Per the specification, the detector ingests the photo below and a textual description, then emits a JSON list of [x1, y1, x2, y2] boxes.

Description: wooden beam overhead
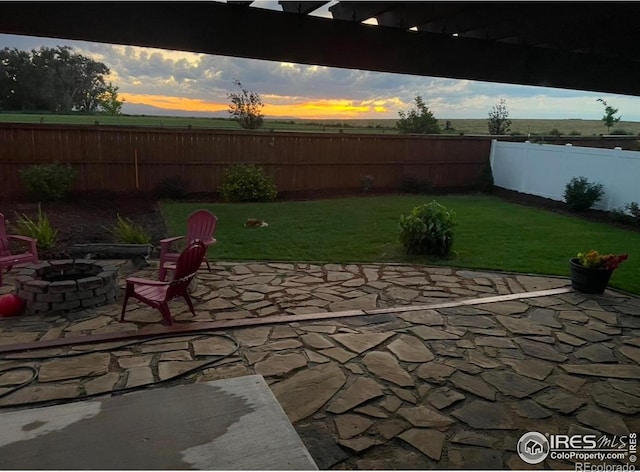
[[0, 2, 639, 96], [279, 1, 328, 15]]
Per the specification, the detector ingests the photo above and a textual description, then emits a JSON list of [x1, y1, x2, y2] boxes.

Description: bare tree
[[227, 79, 264, 129], [597, 98, 621, 134]]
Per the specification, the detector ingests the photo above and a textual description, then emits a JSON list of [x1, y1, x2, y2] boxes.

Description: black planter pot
[[569, 258, 613, 294]]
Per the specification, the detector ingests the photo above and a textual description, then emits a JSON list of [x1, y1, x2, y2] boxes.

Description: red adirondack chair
[[121, 240, 206, 325], [0, 212, 39, 287], [159, 209, 217, 282]]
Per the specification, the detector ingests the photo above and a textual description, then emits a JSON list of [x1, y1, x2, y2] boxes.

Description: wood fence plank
[[0, 124, 497, 198]]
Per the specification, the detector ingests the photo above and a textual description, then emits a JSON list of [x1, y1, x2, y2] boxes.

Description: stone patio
[[1, 260, 639, 469]]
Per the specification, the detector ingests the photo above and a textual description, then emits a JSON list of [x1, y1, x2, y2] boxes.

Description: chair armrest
[[126, 277, 170, 287], [204, 238, 217, 247], [160, 236, 184, 246], [160, 236, 184, 259], [7, 234, 38, 255], [160, 236, 184, 257], [8, 234, 37, 244]]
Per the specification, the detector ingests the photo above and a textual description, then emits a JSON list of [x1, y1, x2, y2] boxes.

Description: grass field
[[160, 194, 639, 294], [2, 112, 640, 137]]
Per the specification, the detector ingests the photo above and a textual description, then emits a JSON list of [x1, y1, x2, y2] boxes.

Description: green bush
[[360, 175, 374, 192], [19, 163, 77, 201], [107, 214, 151, 244], [563, 176, 604, 212], [396, 96, 441, 134], [610, 202, 640, 227], [610, 128, 631, 135], [155, 177, 188, 199], [399, 201, 457, 256], [12, 204, 58, 250], [219, 164, 277, 202], [400, 176, 433, 194]]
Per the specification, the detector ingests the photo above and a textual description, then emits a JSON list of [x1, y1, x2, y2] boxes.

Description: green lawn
[[160, 194, 639, 294], [0, 112, 396, 134]]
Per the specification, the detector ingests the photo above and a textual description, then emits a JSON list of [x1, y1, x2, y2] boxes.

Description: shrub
[[563, 176, 604, 212], [396, 96, 440, 134], [400, 176, 433, 194], [360, 175, 374, 192], [155, 177, 188, 199], [609, 202, 640, 227], [399, 201, 457, 256], [610, 128, 631, 135], [19, 163, 77, 201], [219, 164, 277, 202], [12, 204, 58, 250], [107, 214, 151, 244], [624, 202, 640, 218]]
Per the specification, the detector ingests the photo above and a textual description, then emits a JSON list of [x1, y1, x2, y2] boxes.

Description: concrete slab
[[0, 375, 317, 470]]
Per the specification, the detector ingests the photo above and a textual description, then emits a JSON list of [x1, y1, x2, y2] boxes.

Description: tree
[[71, 55, 110, 112], [0, 46, 110, 113], [597, 98, 621, 134], [487, 99, 512, 135], [396, 96, 440, 134], [0, 48, 43, 110], [98, 83, 124, 114], [227, 79, 264, 129]]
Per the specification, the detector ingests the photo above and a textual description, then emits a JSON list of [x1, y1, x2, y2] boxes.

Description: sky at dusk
[[2, 1, 640, 121]]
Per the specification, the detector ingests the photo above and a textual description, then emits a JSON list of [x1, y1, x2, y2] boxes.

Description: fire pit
[[14, 260, 119, 316]]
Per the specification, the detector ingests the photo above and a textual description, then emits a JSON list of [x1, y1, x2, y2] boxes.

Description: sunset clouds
[[2, 31, 640, 120]]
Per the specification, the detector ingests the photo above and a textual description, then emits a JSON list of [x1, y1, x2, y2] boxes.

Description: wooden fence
[[1, 124, 634, 199]]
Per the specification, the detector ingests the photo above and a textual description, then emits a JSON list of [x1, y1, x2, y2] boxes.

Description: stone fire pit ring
[[15, 260, 119, 316]]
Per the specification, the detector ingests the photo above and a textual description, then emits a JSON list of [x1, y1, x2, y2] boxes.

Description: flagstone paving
[[1, 260, 639, 470]]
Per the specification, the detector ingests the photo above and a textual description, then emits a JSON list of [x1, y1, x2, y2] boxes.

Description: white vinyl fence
[[490, 140, 640, 211]]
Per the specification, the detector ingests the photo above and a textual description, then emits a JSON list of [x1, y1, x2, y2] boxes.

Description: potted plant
[[569, 250, 628, 294]]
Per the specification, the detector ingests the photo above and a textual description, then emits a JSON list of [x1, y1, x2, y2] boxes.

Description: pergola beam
[[0, 2, 639, 96]]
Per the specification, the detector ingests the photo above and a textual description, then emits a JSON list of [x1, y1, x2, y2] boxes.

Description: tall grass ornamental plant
[[107, 214, 151, 244], [12, 204, 58, 250]]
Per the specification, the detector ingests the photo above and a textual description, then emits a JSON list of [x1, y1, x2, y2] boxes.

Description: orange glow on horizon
[[119, 93, 228, 113], [120, 93, 392, 119]]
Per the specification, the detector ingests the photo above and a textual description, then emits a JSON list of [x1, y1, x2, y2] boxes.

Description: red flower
[[601, 254, 628, 270], [578, 250, 628, 270]]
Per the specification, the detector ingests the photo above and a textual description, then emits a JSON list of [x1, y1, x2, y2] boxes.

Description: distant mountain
[[122, 103, 304, 121], [122, 103, 229, 118]]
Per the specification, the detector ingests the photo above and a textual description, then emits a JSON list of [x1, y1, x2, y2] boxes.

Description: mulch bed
[[492, 187, 639, 232], [1, 191, 167, 260]]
